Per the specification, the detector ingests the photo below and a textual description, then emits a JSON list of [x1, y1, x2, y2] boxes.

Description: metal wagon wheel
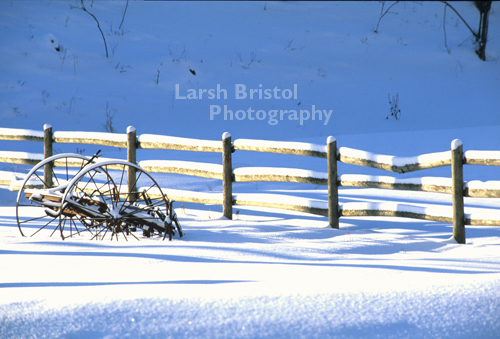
[[15, 153, 95, 238], [61, 160, 182, 241]]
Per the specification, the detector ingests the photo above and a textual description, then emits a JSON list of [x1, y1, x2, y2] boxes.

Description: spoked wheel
[[16, 153, 95, 238], [61, 160, 182, 241]]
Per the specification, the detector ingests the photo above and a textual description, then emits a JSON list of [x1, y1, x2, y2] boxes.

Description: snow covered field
[[1, 1, 500, 338]]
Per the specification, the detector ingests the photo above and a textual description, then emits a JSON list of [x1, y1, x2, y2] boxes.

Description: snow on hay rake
[[16, 152, 183, 241]]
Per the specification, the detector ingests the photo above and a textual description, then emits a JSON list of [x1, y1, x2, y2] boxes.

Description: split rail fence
[[1, 125, 500, 244]]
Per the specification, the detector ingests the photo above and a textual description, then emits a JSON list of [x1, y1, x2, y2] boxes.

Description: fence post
[[43, 124, 53, 188], [451, 139, 465, 244], [327, 136, 339, 228], [222, 132, 233, 219], [127, 126, 137, 202]]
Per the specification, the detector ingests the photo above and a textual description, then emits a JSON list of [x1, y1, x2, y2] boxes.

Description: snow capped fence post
[[43, 124, 53, 189], [327, 136, 339, 228], [452, 139, 465, 244], [127, 126, 137, 202], [222, 132, 233, 219]]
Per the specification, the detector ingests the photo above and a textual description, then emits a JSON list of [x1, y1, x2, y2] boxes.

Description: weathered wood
[[452, 139, 465, 244], [233, 171, 326, 185], [339, 176, 453, 194], [327, 136, 339, 229], [233, 197, 328, 217], [0, 178, 12, 186], [233, 139, 327, 158], [339, 207, 454, 224], [233, 192, 329, 217], [0, 128, 44, 142], [0, 134, 44, 142], [168, 195, 223, 205], [464, 178, 500, 198], [137, 134, 223, 153], [127, 126, 137, 202], [0, 156, 40, 166], [465, 158, 500, 166], [143, 188, 224, 206], [139, 161, 223, 180], [3, 125, 500, 231], [465, 187, 500, 198], [338, 148, 451, 173], [338, 155, 451, 173], [222, 132, 233, 219], [43, 124, 53, 189], [53, 131, 128, 148], [466, 217, 500, 226], [464, 151, 500, 166]]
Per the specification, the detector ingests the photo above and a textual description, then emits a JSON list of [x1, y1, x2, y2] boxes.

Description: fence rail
[[1, 125, 500, 244]]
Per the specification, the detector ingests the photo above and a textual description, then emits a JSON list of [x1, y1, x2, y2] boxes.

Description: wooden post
[[222, 132, 233, 219], [43, 124, 53, 188], [127, 126, 137, 202], [451, 139, 465, 244], [327, 136, 339, 228]]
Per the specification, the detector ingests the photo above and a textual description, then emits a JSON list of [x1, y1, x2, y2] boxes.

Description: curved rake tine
[[50, 220, 61, 238], [18, 214, 53, 225], [28, 217, 60, 237], [63, 218, 106, 240], [127, 230, 140, 241], [60, 216, 70, 239], [61, 215, 83, 239], [90, 221, 112, 241]]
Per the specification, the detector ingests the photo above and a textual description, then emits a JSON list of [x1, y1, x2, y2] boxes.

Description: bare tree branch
[[71, 0, 108, 58], [374, 1, 400, 33], [119, 0, 129, 30], [443, 5, 450, 53], [440, 1, 479, 41]]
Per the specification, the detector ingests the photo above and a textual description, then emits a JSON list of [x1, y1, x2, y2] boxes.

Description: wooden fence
[[1, 125, 500, 244]]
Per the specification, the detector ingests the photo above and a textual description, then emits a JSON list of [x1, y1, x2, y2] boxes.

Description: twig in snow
[[440, 1, 478, 41], [443, 5, 450, 53], [119, 0, 129, 30], [374, 1, 400, 33], [70, 0, 108, 58]]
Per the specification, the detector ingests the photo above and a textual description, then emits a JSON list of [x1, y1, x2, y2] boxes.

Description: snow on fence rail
[[233, 138, 327, 158], [1, 125, 500, 243]]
